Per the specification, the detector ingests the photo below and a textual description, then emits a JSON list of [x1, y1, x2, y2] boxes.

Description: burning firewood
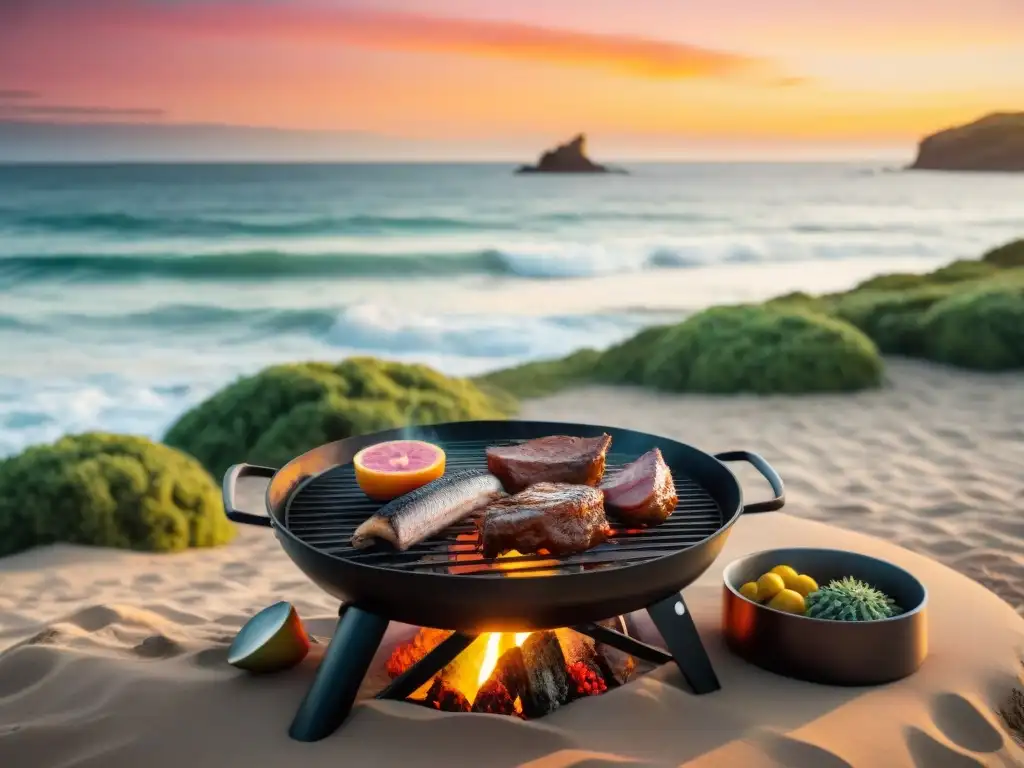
[[422, 677, 471, 713], [520, 630, 571, 718], [471, 679, 519, 716], [386, 627, 451, 679], [490, 645, 529, 700]]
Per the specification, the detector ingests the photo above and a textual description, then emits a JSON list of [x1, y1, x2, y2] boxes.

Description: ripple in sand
[[0, 644, 62, 697], [930, 692, 1004, 754], [64, 605, 125, 633], [270, 579, 314, 592], [515, 750, 661, 768], [751, 730, 854, 768], [132, 634, 186, 659], [220, 561, 260, 581], [904, 727, 985, 768], [188, 580, 232, 593]]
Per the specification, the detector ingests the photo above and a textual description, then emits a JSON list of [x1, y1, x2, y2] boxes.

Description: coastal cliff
[[516, 134, 622, 174], [909, 112, 1024, 172]]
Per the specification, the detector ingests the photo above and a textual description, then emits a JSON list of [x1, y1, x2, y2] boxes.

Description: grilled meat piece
[[599, 448, 677, 527], [486, 434, 612, 493], [479, 483, 611, 558]]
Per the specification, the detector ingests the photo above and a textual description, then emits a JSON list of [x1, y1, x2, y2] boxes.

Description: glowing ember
[[387, 624, 630, 719]]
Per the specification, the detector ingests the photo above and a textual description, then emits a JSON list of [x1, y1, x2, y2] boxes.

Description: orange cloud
[[6, 1, 772, 82], [324, 10, 766, 80]]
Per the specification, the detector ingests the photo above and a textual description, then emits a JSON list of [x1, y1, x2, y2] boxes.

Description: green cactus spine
[[804, 577, 903, 622]]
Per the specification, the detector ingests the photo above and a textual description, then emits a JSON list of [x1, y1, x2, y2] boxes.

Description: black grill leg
[[646, 592, 721, 694], [288, 605, 389, 742]]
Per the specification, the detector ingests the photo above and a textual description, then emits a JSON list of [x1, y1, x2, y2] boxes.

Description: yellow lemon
[[791, 574, 819, 597], [768, 588, 806, 615], [770, 565, 800, 590], [739, 582, 760, 602], [756, 572, 786, 602]]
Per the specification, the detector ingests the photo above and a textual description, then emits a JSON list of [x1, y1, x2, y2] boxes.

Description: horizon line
[[0, 157, 910, 166]]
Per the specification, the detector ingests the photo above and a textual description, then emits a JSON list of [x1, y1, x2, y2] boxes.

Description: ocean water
[[1, 162, 1022, 457]]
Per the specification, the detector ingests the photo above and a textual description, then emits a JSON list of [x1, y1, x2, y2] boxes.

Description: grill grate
[[285, 439, 724, 577]]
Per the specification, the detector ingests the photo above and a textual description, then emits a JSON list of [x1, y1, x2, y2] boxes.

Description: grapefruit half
[[353, 440, 447, 501]]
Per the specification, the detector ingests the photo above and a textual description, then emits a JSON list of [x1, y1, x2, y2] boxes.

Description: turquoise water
[[1, 162, 1022, 456]]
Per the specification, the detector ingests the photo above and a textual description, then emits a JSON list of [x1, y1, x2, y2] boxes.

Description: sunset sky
[[1, 0, 1021, 159]]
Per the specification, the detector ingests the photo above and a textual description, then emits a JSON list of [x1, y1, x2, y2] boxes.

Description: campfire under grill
[[223, 419, 785, 743], [285, 439, 724, 577]]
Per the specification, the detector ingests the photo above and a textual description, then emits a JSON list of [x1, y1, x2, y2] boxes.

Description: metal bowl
[[722, 547, 928, 686]]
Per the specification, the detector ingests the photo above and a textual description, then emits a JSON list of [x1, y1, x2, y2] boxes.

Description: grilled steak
[[479, 483, 611, 558], [486, 434, 612, 494], [600, 448, 677, 527]]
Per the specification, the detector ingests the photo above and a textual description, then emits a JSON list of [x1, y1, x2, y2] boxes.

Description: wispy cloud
[[0, 105, 164, 118], [325, 10, 767, 80], [6, 1, 779, 82], [0, 89, 39, 100]]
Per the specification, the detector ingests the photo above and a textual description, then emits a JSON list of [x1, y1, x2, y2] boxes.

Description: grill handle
[[222, 463, 276, 527], [714, 451, 786, 514]]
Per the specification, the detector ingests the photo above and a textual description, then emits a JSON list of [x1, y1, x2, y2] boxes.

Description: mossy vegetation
[[981, 238, 1024, 269], [476, 349, 602, 400], [919, 283, 1024, 370], [0, 432, 232, 557], [479, 305, 883, 398], [640, 306, 883, 394], [832, 248, 1024, 369], [832, 285, 956, 356], [477, 237, 1024, 399], [165, 357, 516, 478]]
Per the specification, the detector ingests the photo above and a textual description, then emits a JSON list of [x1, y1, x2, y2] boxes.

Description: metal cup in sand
[[228, 601, 311, 673]]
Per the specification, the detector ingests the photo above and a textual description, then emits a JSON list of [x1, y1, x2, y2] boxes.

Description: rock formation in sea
[[516, 134, 623, 174], [909, 112, 1024, 172]]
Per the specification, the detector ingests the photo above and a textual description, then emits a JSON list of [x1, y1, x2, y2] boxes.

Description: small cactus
[[804, 577, 903, 622]]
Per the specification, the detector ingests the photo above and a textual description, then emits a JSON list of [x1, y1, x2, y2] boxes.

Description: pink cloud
[[1, 0, 771, 81]]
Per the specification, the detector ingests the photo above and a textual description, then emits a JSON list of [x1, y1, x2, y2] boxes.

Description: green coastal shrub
[[476, 349, 601, 399], [640, 305, 883, 394], [852, 273, 929, 292], [165, 357, 516, 478], [981, 238, 1024, 269], [833, 285, 956, 355], [592, 324, 673, 385], [0, 433, 231, 557], [761, 291, 833, 316], [927, 259, 998, 283], [918, 284, 1024, 370], [851, 260, 996, 294]]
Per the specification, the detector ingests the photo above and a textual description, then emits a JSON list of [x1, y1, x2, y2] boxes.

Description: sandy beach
[[1, 358, 1022, 767]]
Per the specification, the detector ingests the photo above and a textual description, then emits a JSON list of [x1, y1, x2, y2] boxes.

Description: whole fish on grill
[[351, 469, 506, 550], [600, 448, 677, 527], [486, 434, 612, 494], [479, 483, 611, 558]]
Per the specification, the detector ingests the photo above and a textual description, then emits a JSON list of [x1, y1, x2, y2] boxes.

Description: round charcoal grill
[[285, 438, 725, 577], [223, 419, 785, 743]]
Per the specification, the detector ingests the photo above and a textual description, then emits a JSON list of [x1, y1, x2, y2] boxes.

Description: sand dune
[[1, 358, 1023, 767]]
